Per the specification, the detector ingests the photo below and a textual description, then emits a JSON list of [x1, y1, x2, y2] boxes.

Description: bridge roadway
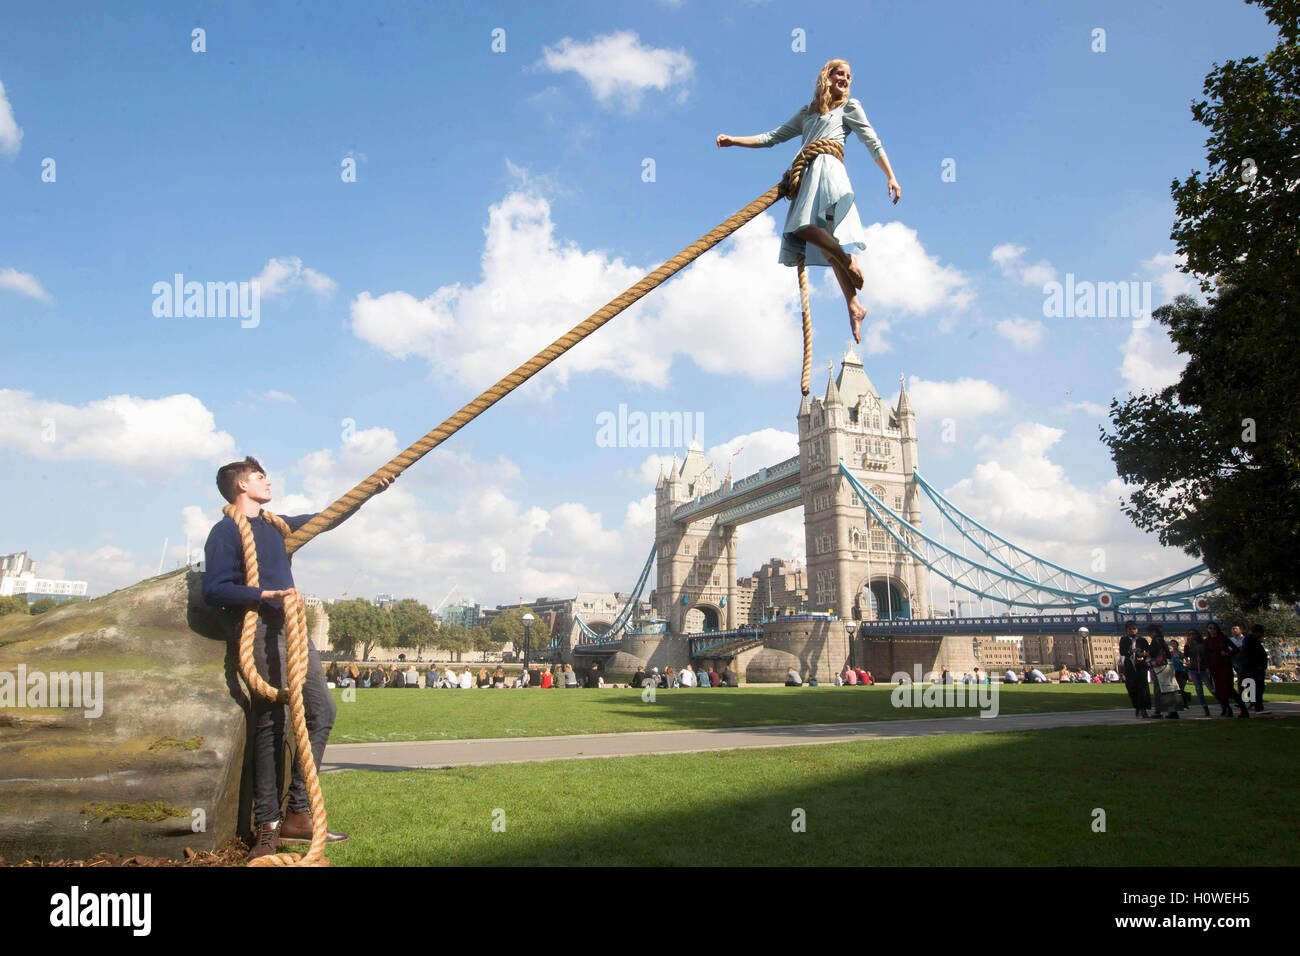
[[321, 702, 1299, 772], [571, 611, 1211, 654], [670, 455, 801, 526]]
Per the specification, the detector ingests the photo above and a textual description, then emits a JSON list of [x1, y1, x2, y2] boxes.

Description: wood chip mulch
[[1, 838, 250, 867]]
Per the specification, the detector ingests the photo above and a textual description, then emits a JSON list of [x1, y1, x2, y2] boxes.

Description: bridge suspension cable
[[574, 544, 658, 644], [842, 463, 1216, 612]]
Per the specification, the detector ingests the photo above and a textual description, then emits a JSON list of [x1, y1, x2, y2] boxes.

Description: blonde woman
[[717, 59, 900, 343]]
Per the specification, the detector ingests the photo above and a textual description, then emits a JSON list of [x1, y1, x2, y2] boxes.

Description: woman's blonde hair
[[810, 59, 852, 114]]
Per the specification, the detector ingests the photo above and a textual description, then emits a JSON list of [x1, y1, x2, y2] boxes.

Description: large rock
[[0, 570, 252, 862]]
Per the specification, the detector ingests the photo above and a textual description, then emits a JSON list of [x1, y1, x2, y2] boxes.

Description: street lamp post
[[845, 620, 858, 672], [522, 612, 534, 671]]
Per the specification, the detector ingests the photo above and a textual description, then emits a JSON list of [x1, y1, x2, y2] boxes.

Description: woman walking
[[717, 59, 901, 344], [1204, 621, 1249, 718], [1146, 625, 1183, 719]]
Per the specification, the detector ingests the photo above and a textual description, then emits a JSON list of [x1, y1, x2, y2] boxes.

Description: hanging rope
[[796, 254, 813, 396], [283, 139, 845, 555], [224, 503, 330, 867]]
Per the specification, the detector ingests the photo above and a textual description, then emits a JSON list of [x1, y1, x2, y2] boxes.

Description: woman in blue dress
[[717, 59, 901, 344]]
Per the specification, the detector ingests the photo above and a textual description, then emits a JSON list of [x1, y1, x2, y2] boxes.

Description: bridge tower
[[653, 440, 739, 633], [799, 349, 928, 621]]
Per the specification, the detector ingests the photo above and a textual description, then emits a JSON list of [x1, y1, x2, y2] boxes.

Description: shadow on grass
[[321, 716, 1300, 866]]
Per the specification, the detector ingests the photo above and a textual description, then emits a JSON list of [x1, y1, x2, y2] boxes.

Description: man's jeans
[[250, 611, 336, 826], [1186, 669, 1214, 709]]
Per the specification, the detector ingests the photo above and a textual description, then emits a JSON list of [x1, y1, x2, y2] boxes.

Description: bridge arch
[[854, 573, 911, 620], [683, 603, 722, 633]]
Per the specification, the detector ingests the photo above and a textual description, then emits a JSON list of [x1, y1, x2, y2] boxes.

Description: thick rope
[[224, 504, 330, 867], [797, 255, 812, 396], [283, 139, 845, 555]]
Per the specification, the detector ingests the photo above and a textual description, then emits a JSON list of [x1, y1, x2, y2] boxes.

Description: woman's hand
[[716, 134, 735, 148], [887, 177, 902, 204]]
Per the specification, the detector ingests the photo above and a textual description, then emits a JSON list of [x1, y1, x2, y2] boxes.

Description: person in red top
[[855, 667, 869, 685], [862, 670, 874, 685], [540, 669, 553, 689]]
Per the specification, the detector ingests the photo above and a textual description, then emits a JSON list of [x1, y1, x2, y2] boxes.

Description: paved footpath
[[322, 701, 1298, 773]]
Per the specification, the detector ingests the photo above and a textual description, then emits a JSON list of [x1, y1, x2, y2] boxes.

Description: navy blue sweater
[[202, 512, 315, 613]]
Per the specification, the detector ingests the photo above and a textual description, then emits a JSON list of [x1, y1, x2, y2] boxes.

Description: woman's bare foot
[[849, 298, 866, 344], [846, 254, 865, 290]]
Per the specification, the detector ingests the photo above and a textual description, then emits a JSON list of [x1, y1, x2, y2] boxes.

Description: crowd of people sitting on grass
[[325, 660, 601, 690], [632, 663, 738, 688]]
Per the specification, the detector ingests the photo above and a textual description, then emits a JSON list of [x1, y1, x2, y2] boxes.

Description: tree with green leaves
[[1102, 0, 1300, 609], [28, 597, 58, 615], [0, 596, 28, 616], [326, 598, 396, 661], [439, 623, 470, 662], [392, 598, 439, 658], [488, 608, 548, 658], [470, 625, 499, 661], [1207, 593, 1300, 649]]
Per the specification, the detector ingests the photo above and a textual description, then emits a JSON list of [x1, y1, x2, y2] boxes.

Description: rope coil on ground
[[225, 503, 331, 867]]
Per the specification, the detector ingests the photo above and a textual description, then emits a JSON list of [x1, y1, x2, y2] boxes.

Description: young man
[[202, 455, 392, 860]]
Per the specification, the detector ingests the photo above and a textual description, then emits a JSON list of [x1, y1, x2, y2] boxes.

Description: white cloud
[[351, 189, 802, 390], [895, 376, 1010, 422], [0, 80, 21, 156], [253, 256, 337, 298], [0, 390, 235, 477], [863, 319, 892, 354], [540, 31, 694, 108], [40, 545, 158, 595], [854, 222, 973, 315], [0, 267, 52, 302], [257, 390, 297, 403], [991, 242, 1057, 287], [1119, 324, 1185, 394], [1065, 400, 1109, 416], [941, 422, 1189, 588], [995, 315, 1045, 350], [1141, 251, 1204, 303]]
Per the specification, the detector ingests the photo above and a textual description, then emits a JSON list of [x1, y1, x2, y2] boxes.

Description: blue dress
[[755, 98, 887, 268]]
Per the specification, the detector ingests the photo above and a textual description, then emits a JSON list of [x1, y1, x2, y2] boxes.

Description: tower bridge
[[571, 349, 1216, 680]]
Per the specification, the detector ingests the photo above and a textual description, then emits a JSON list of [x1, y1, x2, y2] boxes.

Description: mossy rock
[[0, 569, 253, 862]]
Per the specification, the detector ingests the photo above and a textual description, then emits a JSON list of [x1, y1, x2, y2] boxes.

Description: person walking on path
[[1240, 625, 1270, 713], [716, 59, 901, 344], [1204, 621, 1250, 718], [1119, 621, 1151, 718], [1183, 628, 1214, 717], [1147, 625, 1183, 719]]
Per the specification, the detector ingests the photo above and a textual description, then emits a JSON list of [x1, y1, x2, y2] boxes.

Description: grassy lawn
[[328, 682, 1300, 743], [319, 715, 1300, 866]]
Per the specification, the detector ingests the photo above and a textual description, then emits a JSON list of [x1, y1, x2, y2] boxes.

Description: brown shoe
[[280, 809, 349, 844], [248, 820, 282, 861]]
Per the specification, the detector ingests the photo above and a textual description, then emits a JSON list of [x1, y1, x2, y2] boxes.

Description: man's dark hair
[[216, 456, 266, 503]]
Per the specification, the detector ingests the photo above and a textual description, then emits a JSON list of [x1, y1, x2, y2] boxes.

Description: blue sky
[[0, 0, 1275, 610]]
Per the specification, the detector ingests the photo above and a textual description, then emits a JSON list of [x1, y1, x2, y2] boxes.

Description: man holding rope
[[202, 456, 393, 861]]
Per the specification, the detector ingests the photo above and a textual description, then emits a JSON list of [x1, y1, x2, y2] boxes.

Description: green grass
[[320, 715, 1300, 866], [328, 682, 1300, 743]]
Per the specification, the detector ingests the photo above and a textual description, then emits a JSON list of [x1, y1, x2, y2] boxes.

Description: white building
[[0, 552, 89, 603]]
